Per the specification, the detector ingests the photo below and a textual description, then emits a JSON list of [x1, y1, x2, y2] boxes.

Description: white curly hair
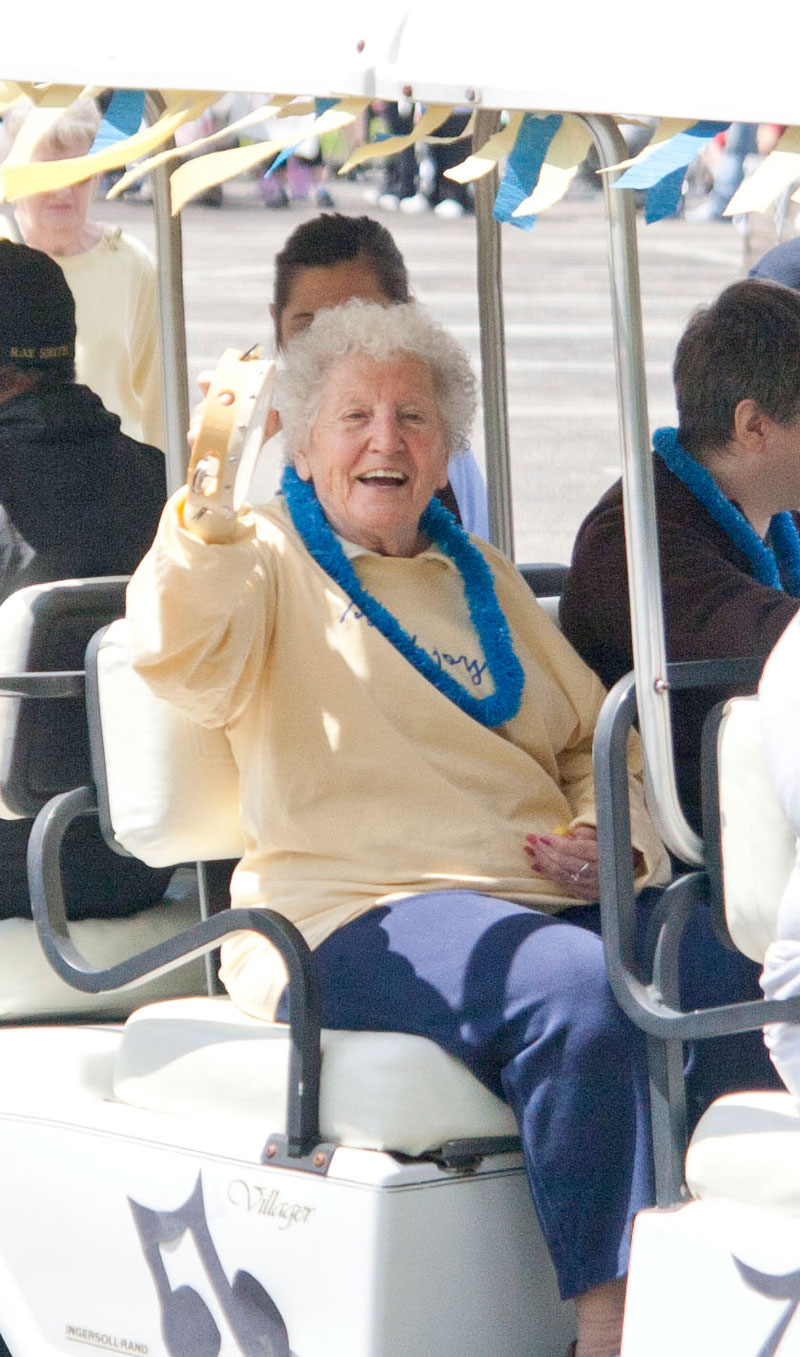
[[1, 97, 101, 162], [277, 299, 477, 460]]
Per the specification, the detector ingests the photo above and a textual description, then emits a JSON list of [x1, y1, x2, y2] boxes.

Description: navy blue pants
[[279, 888, 774, 1300]]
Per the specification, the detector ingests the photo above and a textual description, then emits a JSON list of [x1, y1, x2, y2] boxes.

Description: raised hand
[[185, 349, 276, 542]]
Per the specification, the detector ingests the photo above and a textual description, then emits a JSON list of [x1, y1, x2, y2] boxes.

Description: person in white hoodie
[[757, 613, 800, 1094]]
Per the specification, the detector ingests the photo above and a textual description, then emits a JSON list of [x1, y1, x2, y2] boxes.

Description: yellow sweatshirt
[[126, 492, 669, 1018], [54, 226, 164, 450]]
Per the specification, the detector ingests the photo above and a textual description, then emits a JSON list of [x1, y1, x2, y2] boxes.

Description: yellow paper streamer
[[338, 105, 453, 175], [15, 84, 98, 109], [426, 112, 476, 144], [445, 112, 524, 184], [513, 116, 593, 216], [724, 126, 800, 215], [170, 98, 368, 214], [596, 118, 694, 175], [108, 96, 296, 199], [3, 106, 68, 173], [0, 93, 217, 201], [0, 84, 25, 113], [169, 141, 287, 212], [276, 99, 317, 119]]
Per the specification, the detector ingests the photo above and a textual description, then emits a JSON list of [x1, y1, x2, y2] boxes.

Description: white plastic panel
[[717, 697, 795, 963], [6, 1, 800, 125], [115, 995, 517, 1156], [96, 619, 245, 866]]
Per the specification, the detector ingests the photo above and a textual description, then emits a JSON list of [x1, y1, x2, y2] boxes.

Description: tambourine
[[185, 347, 277, 541]]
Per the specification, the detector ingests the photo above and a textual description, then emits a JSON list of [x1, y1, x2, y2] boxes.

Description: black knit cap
[[0, 240, 76, 366]]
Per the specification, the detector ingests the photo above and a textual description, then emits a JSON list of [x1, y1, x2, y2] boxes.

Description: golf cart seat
[[88, 615, 523, 1153], [619, 645, 800, 1355], [0, 578, 205, 1020]]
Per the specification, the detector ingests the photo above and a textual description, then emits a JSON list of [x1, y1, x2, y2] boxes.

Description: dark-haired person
[[559, 277, 800, 1109], [561, 277, 800, 828], [749, 236, 800, 289], [0, 239, 171, 918], [248, 213, 489, 535]]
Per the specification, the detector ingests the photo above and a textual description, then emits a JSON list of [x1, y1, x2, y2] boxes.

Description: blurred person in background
[[0, 97, 165, 449], [247, 213, 489, 535], [0, 239, 171, 919]]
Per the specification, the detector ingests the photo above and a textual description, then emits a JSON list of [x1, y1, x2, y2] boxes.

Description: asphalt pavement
[[103, 173, 753, 564]]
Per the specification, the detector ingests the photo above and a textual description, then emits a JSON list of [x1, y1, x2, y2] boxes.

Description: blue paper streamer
[[493, 112, 562, 230], [645, 164, 686, 223], [91, 91, 145, 154], [613, 121, 729, 191], [262, 100, 338, 179], [263, 143, 299, 179]]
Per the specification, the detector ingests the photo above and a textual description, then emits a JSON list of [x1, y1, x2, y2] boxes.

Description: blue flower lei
[[280, 465, 525, 728], [652, 426, 800, 596]]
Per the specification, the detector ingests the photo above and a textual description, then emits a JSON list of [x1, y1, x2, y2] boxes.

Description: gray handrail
[[473, 109, 513, 557], [145, 92, 190, 494], [29, 785, 322, 1158], [578, 113, 702, 866]]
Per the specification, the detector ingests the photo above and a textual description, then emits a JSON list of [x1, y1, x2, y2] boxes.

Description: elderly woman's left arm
[[527, 726, 666, 898], [555, 715, 668, 893], [514, 603, 668, 894]]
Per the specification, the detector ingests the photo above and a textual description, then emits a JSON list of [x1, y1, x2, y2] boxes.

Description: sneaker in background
[[433, 198, 465, 219], [399, 192, 430, 214]]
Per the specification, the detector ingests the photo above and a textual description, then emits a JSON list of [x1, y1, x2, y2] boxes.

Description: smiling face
[[294, 353, 450, 557]]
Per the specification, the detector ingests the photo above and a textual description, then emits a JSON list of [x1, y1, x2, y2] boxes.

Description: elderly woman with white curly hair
[[126, 298, 669, 1357]]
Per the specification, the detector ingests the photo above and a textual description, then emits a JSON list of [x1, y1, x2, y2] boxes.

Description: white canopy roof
[[4, 0, 800, 127]]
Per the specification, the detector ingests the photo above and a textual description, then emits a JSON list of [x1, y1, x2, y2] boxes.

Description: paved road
[[104, 176, 751, 564]]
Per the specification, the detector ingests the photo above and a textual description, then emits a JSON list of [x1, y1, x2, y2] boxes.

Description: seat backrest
[[517, 562, 569, 598], [0, 578, 129, 819], [88, 619, 245, 867], [716, 696, 796, 962], [517, 562, 568, 631]]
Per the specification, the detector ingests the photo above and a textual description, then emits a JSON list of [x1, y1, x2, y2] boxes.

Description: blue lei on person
[[280, 465, 525, 728], [652, 426, 800, 595]]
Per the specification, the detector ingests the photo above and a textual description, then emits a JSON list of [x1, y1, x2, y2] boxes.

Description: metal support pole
[[472, 109, 513, 557], [579, 114, 702, 866], [145, 93, 191, 495]]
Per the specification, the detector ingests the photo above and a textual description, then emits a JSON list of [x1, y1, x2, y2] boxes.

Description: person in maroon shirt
[[561, 277, 800, 831]]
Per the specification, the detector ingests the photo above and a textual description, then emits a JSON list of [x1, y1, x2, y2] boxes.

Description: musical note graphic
[[129, 1174, 291, 1356], [732, 1256, 800, 1357]]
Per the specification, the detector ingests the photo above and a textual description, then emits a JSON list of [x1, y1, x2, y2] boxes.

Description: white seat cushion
[[0, 578, 127, 821], [96, 620, 244, 866], [717, 698, 796, 962], [0, 885, 206, 1020], [114, 996, 518, 1156], [538, 596, 561, 629], [686, 1090, 800, 1216], [0, 585, 47, 821]]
